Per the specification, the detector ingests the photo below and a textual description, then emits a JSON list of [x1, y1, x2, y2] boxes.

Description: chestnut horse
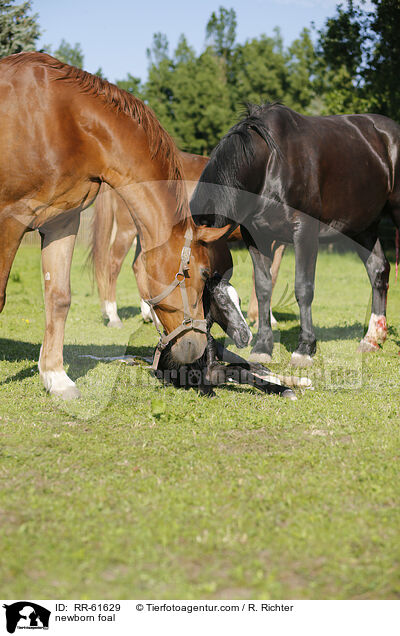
[[92, 152, 285, 328], [0, 52, 228, 398]]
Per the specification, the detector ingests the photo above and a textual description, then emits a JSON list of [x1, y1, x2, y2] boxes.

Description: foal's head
[[204, 275, 252, 349], [144, 223, 231, 364]]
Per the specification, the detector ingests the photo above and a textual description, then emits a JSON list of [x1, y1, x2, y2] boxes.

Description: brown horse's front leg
[[38, 212, 80, 399]]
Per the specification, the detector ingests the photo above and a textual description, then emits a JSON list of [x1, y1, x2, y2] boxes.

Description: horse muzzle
[[170, 331, 207, 364]]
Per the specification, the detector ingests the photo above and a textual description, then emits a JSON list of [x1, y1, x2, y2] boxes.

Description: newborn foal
[[156, 274, 295, 399]]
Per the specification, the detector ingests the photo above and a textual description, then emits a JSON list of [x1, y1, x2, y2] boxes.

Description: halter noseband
[[145, 226, 207, 370]]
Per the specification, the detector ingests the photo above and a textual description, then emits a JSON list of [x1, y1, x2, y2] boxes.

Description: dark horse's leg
[[291, 220, 319, 367], [355, 230, 389, 352], [241, 226, 274, 363]]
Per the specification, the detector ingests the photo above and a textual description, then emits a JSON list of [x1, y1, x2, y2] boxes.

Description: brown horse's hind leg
[[0, 215, 28, 312], [38, 212, 80, 399], [101, 227, 137, 328]]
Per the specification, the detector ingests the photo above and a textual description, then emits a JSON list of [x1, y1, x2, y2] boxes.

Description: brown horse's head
[[144, 223, 231, 364]]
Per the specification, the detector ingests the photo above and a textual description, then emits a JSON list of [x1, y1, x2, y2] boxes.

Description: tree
[[116, 73, 142, 98], [171, 37, 233, 154], [317, 0, 400, 118], [0, 0, 40, 58], [286, 28, 318, 113], [232, 30, 289, 110], [53, 39, 84, 68], [143, 32, 175, 133], [367, 0, 400, 119], [205, 6, 237, 62], [316, 0, 371, 114]]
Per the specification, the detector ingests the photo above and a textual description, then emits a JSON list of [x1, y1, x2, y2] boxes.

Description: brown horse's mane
[[7, 52, 189, 223]]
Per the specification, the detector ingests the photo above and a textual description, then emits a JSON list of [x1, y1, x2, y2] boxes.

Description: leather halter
[[145, 226, 207, 370]]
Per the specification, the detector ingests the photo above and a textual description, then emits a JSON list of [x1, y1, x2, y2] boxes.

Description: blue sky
[[32, 0, 341, 83]]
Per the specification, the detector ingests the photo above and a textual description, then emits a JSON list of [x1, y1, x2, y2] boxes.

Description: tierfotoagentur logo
[[2, 603, 51, 633]]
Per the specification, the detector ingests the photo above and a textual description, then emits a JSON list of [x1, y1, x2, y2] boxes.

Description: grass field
[[1, 243, 399, 599]]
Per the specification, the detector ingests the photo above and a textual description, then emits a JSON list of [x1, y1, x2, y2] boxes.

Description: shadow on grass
[[117, 305, 141, 320], [0, 338, 155, 385], [277, 322, 367, 351]]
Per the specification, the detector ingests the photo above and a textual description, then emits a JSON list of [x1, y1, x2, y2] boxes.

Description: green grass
[[0, 245, 399, 599]]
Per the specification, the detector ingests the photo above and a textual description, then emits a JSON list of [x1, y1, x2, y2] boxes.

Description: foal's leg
[[38, 213, 80, 399], [291, 223, 318, 367], [102, 228, 137, 328], [0, 214, 28, 312], [355, 232, 389, 352]]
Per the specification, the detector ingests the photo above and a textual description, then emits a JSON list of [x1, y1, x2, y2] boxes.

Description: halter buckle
[[175, 272, 185, 282]]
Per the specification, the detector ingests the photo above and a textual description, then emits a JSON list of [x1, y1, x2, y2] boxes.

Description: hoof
[[291, 352, 313, 368], [357, 339, 379, 353], [281, 389, 297, 401], [51, 385, 81, 400], [249, 352, 272, 364], [107, 319, 123, 329]]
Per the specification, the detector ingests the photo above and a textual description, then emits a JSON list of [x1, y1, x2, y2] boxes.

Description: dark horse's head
[[190, 104, 281, 229], [204, 274, 252, 348]]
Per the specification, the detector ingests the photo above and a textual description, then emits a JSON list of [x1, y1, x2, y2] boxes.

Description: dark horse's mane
[[7, 52, 188, 222], [191, 103, 283, 226], [208, 102, 282, 189]]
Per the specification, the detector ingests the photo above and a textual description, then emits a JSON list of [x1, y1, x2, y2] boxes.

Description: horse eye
[[200, 267, 211, 280]]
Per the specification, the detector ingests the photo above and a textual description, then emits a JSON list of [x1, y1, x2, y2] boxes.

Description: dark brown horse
[[0, 52, 228, 398], [191, 103, 400, 365]]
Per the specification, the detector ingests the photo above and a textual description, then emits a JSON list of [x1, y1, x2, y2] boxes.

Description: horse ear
[[195, 224, 232, 243]]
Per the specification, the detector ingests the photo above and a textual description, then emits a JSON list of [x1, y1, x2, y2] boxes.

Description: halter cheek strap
[[145, 226, 207, 370]]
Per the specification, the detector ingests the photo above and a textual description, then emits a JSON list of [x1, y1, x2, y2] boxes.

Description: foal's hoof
[[51, 385, 81, 400], [249, 352, 272, 364], [107, 319, 123, 329], [290, 352, 313, 368], [281, 388, 297, 401], [357, 338, 379, 353]]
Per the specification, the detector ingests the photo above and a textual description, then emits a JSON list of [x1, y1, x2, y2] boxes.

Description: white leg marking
[[227, 285, 252, 336], [38, 348, 78, 397], [365, 313, 387, 344], [141, 299, 161, 327], [102, 300, 120, 323]]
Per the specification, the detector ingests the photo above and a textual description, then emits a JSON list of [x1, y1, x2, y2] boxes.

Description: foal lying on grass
[[154, 274, 304, 400]]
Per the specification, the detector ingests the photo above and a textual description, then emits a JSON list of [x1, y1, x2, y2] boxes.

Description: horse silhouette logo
[[2, 602, 50, 633]]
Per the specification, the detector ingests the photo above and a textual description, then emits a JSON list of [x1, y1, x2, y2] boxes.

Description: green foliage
[[116, 73, 142, 97], [0, 0, 40, 58], [317, 0, 400, 119], [53, 38, 84, 68], [367, 0, 400, 120], [205, 5, 237, 62], [232, 30, 289, 110], [171, 38, 234, 154], [143, 32, 175, 133], [286, 28, 318, 112]]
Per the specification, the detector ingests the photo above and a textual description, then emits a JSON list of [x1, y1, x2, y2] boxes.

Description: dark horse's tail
[[89, 183, 116, 300]]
